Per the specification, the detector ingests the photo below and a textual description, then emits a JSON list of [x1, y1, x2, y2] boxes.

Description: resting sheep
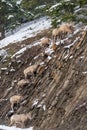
[[17, 79, 29, 91], [10, 113, 32, 127], [52, 23, 73, 42], [23, 63, 39, 79], [10, 95, 23, 111], [40, 37, 50, 47]]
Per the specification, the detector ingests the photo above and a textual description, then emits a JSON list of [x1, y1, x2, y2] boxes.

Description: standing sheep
[[57, 23, 73, 39], [52, 23, 73, 42], [23, 63, 39, 79], [10, 95, 23, 111], [10, 113, 32, 127]]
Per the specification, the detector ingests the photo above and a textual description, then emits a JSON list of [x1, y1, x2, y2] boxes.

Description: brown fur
[[10, 113, 32, 127], [40, 37, 50, 47], [51, 43, 58, 51], [24, 64, 39, 79], [10, 95, 22, 111], [52, 23, 73, 41], [17, 79, 29, 88]]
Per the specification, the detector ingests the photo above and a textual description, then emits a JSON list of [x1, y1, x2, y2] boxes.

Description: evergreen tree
[[21, 0, 56, 11], [0, 0, 28, 39], [47, 0, 87, 27]]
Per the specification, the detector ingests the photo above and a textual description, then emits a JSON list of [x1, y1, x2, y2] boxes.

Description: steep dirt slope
[[0, 27, 87, 130]]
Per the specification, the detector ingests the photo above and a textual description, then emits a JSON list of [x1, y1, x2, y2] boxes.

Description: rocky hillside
[[0, 22, 87, 130]]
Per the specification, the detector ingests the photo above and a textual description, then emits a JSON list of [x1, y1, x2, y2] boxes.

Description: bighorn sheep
[[52, 23, 74, 41], [40, 37, 50, 47], [57, 23, 72, 39], [10, 95, 23, 111], [23, 63, 39, 79], [10, 113, 32, 127], [51, 43, 58, 51], [17, 79, 29, 90]]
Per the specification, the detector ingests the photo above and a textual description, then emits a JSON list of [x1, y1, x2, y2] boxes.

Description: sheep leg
[[15, 122, 22, 127], [58, 33, 61, 39], [61, 33, 63, 39], [21, 122, 25, 128], [55, 36, 57, 42], [9, 120, 16, 126], [17, 102, 20, 108], [9, 121, 13, 126], [52, 35, 54, 42], [25, 74, 27, 79], [16, 88, 19, 94], [52, 35, 56, 43], [11, 104, 14, 112], [53, 36, 57, 42]]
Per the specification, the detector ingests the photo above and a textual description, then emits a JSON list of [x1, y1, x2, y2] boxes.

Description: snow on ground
[[11, 41, 41, 58], [82, 71, 87, 74], [64, 36, 80, 49], [45, 47, 54, 55], [0, 49, 8, 57], [32, 99, 39, 106], [49, 3, 62, 11], [0, 125, 33, 130], [0, 16, 51, 49]]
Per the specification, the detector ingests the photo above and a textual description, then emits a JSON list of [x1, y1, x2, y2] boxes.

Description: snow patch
[[45, 48, 54, 55], [69, 55, 73, 59], [73, 28, 81, 35], [49, 3, 62, 11], [16, 0, 22, 5], [0, 49, 8, 58], [34, 55, 39, 60], [32, 99, 38, 106], [64, 37, 80, 49], [47, 56, 52, 60], [83, 26, 87, 31], [64, 54, 69, 59], [43, 105, 46, 111], [82, 71, 87, 74], [0, 125, 33, 130], [35, 5, 46, 9], [10, 68, 15, 72], [0, 17, 51, 49], [8, 15, 14, 19], [11, 47, 27, 58], [11, 41, 40, 58], [1, 67, 7, 71], [40, 62, 44, 65]]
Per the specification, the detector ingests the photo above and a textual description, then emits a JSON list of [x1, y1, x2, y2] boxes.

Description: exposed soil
[[0, 28, 87, 130]]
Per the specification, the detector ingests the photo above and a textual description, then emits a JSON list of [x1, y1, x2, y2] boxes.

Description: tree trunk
[[0, 24, 5, 40]]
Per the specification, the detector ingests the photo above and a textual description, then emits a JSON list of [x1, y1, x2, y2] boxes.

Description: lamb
[[17, 79, 29, 90], [10, 113, 32, 127], [10, 95, 23, 111], [40, 37, 50, 47], [23, 63, 39, 79], [51, 43, 58, 51]]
